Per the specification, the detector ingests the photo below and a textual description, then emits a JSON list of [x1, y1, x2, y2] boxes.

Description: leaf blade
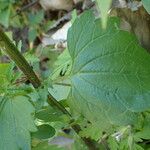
[[67, 11, 150, 127], [0, 96, 36, 150]]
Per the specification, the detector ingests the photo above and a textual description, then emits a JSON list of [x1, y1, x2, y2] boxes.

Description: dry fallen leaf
[[39, 0, 74, 11]]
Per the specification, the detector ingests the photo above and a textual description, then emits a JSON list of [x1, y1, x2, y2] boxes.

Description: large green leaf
[[142, 0, 150, 14], [67, 11, 150, 127], [0, 96, 37, 150]]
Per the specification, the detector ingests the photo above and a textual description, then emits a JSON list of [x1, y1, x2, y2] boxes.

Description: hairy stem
[[0, 28, 98, 150]]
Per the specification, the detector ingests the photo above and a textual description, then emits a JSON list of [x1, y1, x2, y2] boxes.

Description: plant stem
[[0, 28, 98, 150], [0, 29, 41, 88]]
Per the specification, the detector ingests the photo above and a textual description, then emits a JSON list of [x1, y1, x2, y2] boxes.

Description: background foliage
[[0, 0, 150, 150]]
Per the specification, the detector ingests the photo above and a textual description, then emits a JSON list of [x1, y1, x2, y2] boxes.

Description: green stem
[[0, 28, 40, 88], [0, 28, 98, 150]]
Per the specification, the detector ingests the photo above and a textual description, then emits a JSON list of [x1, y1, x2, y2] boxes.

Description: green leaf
[[67, 11, 150, 127], [28, 10, 44, 26], [0, 2, 9, 10], [142, 0, 150, 14], [133, 144, 145, 150], [32, 124, 55, 140], [0, 63, 10, 77], [0, 5, 11, 27], [0, 63, 10, 90], [48, 84, 70, 101], [0, 96, 37, 150], [96, 0, 112, 28], [108, 136, 119, 150], [35, 107, 63, 122], [79, 123, 103, 140], [51, 49, 71, 80], [135, 113, 150, 139], [28, 28, 38, 42]]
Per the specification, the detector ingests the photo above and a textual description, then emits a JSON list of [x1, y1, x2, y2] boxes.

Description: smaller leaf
[[0, 5, 11, 27], [36, 107, 63, 122], [79, 123, 103, 140], [135, 113, 150, 140], [108, 136, 119, 150], [32, 124, 55, 140], [0, 63, 11, 90], [48, 84, 70, 101], [0, 2, 9, 9], [51, 49, 71, 80], [28, 28, 38, 42], [28, 10, 44, 26]]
